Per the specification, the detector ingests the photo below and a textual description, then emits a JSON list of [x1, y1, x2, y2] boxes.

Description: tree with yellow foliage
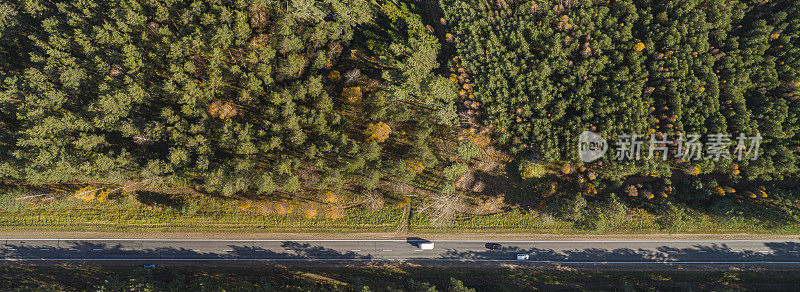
[[73, 186, 110, 202], [403, 159, 425, 173], [519, 159, 547, 179], [342, 86, 362, 103], [365, 122, 391, 142]]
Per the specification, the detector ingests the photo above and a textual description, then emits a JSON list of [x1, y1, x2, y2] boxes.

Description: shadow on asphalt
[[0, 241, 373, 260], [440, 243, 800, 262], [405, 237, 429, 248], [3, 241, 800, 262]]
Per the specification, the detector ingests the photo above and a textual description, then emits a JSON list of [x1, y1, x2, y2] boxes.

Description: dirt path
[[394, 203, 412, 235]]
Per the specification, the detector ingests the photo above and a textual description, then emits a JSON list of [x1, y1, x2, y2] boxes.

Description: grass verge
[[2, 183, 800, 235]]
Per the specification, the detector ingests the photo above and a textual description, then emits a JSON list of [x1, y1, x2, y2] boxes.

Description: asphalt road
[[3, 238, 800, 263]]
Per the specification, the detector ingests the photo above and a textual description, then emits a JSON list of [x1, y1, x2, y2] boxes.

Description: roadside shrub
[[657, 202, 688, 233], [575, 209, 608, 232], [604, 195, 627, 227], [576, 196, 627, 232], [518, 159, 547, 179], [560, 195, 587, 221]]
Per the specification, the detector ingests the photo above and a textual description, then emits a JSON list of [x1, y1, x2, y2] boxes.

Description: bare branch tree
[[416, 193, 465, 227], [362, 190, 384, 212]]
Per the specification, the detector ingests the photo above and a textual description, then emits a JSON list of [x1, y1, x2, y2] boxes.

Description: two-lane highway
[[3, 239, 800, 263]]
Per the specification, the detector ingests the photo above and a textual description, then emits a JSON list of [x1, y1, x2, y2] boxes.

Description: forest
[[4, 265, 800, 291], [0, 0, 458, 194], [442, 0, 800, 182], [1, 0, 799, 231], [0, 265, 774, 292]]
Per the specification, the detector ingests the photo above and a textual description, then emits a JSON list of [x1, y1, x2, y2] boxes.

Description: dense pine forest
[[443, 0, 800, 181], [1, 0, 799, 231], [0, 0, 455, 193]]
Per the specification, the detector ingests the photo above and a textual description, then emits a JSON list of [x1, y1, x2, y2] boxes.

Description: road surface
[[3, 238, 800, 263]]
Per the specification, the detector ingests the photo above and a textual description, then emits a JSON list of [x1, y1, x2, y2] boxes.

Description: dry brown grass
[[470, 194, 507, 215], [326, 205, 345, 220], [302, 202, 320, 219]]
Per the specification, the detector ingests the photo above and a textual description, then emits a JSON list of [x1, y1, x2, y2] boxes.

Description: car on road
[[143, 264, 156, 269], [517, 254, 530, 260], [486, 243, 502, 250], [418, 242, 434, 250]]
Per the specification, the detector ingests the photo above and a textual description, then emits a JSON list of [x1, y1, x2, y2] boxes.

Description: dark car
[[486, 243, 502, 250]]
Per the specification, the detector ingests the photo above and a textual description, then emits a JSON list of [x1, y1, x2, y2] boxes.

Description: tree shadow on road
[[437, 242, 800, 263], [0, 241, 374, 261]]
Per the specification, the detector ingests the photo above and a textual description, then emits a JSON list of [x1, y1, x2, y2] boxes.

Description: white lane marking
[[223, 250, 234, 252], [350, 250, 361, 252], [414, 249, 424, 252], [789, 251, 799, 253], [382, 250, 393, 252], [69, 248, 78, 251]]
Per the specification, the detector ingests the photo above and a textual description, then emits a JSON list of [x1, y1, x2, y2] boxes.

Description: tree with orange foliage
[[208, 100, 238, 120], [365, 122, 391, 142]]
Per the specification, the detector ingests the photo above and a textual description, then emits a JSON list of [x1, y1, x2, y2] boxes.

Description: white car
[[516, 254, 530, 260], [418, 242, 434, 250]]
